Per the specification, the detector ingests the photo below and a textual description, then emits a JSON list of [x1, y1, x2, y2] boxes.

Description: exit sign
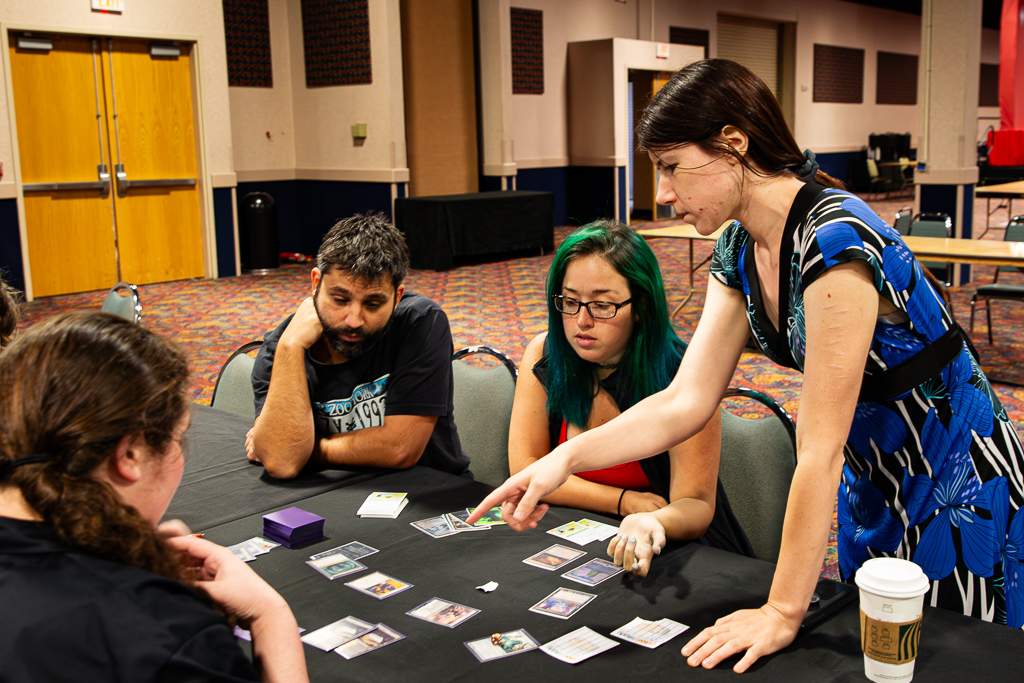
[[92, 0, 124, 13]]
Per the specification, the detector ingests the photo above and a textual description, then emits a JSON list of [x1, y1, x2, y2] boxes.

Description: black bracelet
[[617, 489, 626, 516]]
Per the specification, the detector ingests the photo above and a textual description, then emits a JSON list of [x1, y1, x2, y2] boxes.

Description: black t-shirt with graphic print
[[253, 291, 467, 475]]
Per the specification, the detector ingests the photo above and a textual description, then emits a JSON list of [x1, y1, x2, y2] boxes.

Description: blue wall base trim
[[213, 187, 236, 277], [235, 180, 395, 261]]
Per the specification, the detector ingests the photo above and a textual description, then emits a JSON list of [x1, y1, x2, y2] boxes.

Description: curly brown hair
[[0, 311, 190, 581]]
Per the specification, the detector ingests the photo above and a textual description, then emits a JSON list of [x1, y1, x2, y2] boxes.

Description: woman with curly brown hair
[[0, 311, 307, 682]]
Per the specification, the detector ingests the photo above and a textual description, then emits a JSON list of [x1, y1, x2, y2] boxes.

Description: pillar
[[916, 0, 982, 284]]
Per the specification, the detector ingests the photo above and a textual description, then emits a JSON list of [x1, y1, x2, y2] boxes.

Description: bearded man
[[247, 213, 466, 479]]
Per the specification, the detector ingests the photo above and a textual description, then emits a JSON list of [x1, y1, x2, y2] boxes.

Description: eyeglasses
[[552, 295, 632, 319]]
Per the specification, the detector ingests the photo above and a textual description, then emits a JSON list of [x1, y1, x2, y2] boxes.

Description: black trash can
[[240, 192, 279, 274]]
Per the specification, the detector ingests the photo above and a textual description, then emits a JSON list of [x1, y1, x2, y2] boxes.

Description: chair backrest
[[717, 387, 797, 564], [910, 213, 953, 284], [998, 215, 1024, 277], [865, 158, 880, 179], [101, 282, 141, 323], [893, 207, 913, 236], [211, 341, 263, 419], [452, 345, 518, 487]]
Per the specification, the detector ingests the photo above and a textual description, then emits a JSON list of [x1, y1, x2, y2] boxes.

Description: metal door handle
[[24, 164, 111, 196], [115, 164, 196, 196]]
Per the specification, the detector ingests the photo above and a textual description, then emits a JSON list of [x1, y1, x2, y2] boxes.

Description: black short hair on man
[[316, 213, 411, 289]]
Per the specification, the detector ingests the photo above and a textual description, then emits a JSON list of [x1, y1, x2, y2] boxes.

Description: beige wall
[[478, 0, 989, 173], [232, 0, 408, 184], [229, 0, 296, 177]]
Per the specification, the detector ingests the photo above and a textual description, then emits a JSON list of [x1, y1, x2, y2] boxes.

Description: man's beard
[[312, 286, 393, 359]]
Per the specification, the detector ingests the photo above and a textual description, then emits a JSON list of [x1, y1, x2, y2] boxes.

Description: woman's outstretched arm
[[469, 278, 749, 526]]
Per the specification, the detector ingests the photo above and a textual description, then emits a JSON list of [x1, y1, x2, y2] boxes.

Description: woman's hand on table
[[680, 602, 802, 673], [607, 512, 666, 577]]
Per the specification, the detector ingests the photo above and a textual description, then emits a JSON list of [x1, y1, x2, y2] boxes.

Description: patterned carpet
[[14, 192, 1024, 581]]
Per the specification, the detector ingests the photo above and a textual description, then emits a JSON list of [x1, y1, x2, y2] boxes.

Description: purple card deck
[[262, 506, 326, 548]]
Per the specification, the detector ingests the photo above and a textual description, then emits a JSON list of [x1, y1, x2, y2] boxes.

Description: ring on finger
[[627, 536, 637, 545]]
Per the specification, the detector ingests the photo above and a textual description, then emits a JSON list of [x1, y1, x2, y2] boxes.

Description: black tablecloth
[[395, 191, 555, 270], [199, 467, 1023, 682], [165, 404, 380, 530]]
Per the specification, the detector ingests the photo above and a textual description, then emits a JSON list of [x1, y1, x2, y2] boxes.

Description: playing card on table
[[561, 558, 624, 586], [523, 544, 586, 571], [334, 624, 404, 659], [405, 598, 480, 628], [356, 492, 409, 518], [540, 626, 619, 664], [410, 515, 459, 538], [309, 541, 378, 562], [305, 553, 366, 580], [300, 616, 375, 651], [344, 571, 413, 600], [446, 512, 489, 532], [611, 616, 690, 648], [227, 542, 256, 562], [464, 629, 539, 662], [529, 587, 596, 619], [466, 506, 505, 525], [546, 520, 600, 545]]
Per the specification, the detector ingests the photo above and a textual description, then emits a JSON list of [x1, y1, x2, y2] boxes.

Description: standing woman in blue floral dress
[[470, 58, 1024, 672]]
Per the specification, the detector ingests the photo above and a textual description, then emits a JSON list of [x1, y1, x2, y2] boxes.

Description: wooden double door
[[9, 33, 203, 298]]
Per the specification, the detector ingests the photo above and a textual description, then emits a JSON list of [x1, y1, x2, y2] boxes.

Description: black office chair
[[892, 206, 913, 236], [101, 281, 142, 323], [969, 215, 1024, 344], [451, 345, 518, 487], [718, 387, 797, 564], [909, 213, 953, 286], [211, 340, 263, 418]]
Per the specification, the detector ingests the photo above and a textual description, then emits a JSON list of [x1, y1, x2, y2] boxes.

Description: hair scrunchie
[[795, 148, 819, 182], [0, 453, 53, 480]]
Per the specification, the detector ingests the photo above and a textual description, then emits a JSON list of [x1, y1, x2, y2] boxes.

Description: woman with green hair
[[508, 220, 751, 577]]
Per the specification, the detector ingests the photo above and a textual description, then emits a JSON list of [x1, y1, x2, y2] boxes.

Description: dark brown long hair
[[636, 58, 843, 190], [0, 311, 189, 580]]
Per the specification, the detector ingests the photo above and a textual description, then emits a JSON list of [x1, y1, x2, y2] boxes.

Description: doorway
[[9, 32, 204, 298], [628, 69, 674, 223]]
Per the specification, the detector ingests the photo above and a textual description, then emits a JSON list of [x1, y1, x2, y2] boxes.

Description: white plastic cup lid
[[855, 557, 930, 598]]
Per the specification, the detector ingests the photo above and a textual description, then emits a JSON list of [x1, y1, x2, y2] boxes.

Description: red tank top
[[557, 419, 653, 491]]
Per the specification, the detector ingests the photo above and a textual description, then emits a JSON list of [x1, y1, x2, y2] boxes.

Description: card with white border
[[577, 519, 619, 542], [546, 520, 599, 545], [305, 553, 366, 580], [334, 624, 405, 659], [611, 616, 689, 648], [300, 616, 375, 651], [410, 515, 459, 538], [464, 629, 540, 662], [405, 598, 480, 628], [523, 544, 586, 571], [344, 571, 413, 600], [561, 558, 624, 586], [446, 512, 489, 532], [309, 541, 378, 562], [466, 506, 506, 525], [541, 626, 619, 664], [529, 587, 596, 619]]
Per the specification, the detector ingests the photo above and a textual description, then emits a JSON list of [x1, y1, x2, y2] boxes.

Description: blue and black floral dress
[[710, 182, 1024, 627]]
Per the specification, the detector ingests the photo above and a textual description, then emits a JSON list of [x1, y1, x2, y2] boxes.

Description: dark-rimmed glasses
[[552, 295, 632, 319]]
